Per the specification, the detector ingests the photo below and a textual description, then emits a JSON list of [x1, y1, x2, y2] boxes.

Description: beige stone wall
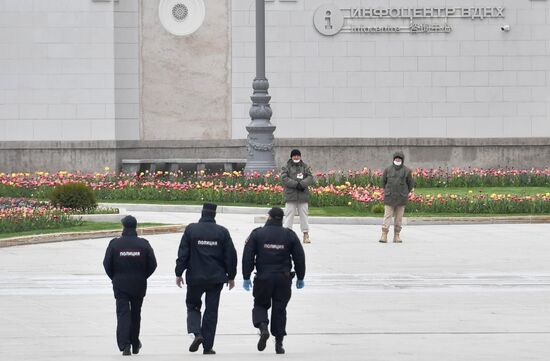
[[140, 0, 231, 140]]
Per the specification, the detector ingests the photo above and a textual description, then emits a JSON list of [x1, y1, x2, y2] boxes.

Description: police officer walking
[[175, 203, 237, 355], [103, 215, 157, 356], [242, 207, 306, 354]]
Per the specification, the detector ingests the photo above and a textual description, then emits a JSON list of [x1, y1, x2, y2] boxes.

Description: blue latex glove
[[243, 279, 252, 292], [296, 279, 304, 289]]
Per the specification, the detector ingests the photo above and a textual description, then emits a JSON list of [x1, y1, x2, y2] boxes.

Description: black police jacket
[[242, 219, 306, 280], [103, 230, 157, 299], [175, 216, 238, 286]]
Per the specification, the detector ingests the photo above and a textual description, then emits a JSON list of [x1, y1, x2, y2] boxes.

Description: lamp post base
[[246, 75, 276, 173]]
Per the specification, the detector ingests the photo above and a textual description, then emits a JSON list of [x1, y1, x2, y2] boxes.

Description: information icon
[[313, 4, 344, 36]]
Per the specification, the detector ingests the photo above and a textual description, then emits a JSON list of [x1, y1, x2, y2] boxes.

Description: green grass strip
[[0, 222, 168, 239]]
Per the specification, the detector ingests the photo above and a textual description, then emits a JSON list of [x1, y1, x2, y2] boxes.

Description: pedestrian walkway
[[0, 212, 549, 360]]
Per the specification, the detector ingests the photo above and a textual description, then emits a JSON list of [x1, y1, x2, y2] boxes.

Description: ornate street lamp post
[[244, 0, 276, 173]]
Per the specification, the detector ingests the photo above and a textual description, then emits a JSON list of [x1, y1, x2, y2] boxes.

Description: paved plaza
[[1, 211, 549, 361]]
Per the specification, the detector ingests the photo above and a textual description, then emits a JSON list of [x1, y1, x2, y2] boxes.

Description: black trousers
[[186, 283, 223, 351], [115, 293, 144, 351], [252, 273, 292, 338]]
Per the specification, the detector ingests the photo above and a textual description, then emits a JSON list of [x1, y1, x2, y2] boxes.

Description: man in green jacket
[[281, 149, 314, 244], [380, 151, 414, 243]]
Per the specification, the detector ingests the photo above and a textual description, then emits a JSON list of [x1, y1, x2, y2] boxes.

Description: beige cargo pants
[[283, 202, 309, 233], [382, 205, 405, 231]]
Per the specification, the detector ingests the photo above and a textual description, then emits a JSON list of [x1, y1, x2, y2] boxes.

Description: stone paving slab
[[101, 203, 270, 215], [70, 213, 127, 223], [0, 214, 549, 360], [101, 202, 550, 225]]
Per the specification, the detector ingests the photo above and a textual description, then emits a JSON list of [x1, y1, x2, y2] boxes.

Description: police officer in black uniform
[[175, 203, 238, 355], [103, 215, 157, 356], [242, 207, 306, 354]]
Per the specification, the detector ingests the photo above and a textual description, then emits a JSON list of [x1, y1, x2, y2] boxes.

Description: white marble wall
[[2, 0, 549, 142], [0, 0, 118, 141], [231, 0, 550, 138], [114, 0, 140, 140]]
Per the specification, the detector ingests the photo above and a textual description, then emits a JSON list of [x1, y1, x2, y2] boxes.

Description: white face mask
[[393, 160, 402, 166], [293, 159, 300, 163]]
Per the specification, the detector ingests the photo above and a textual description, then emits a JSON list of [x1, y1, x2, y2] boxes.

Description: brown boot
[[393, 226, 402, 243], [379, 227, 389, 243], [303, 232, 311, 244]]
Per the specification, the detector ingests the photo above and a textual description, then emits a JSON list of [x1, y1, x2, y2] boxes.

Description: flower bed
[[314, 167, 549, 188], [0, 168, 549, 215], [0, 198, 83, 234], [405, 193, 550, 214]]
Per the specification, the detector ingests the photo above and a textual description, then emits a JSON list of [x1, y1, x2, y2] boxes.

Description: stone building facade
[[0, 0, 548, 172]]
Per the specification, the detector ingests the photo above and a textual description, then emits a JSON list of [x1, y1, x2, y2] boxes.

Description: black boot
[[122, 345, 131, 356], [132, 341, 141, 354], [203, 349, 216, 355], [257, 323, 270, 352], [189, 334, 204, 352], [275, 336, 285, 354]]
